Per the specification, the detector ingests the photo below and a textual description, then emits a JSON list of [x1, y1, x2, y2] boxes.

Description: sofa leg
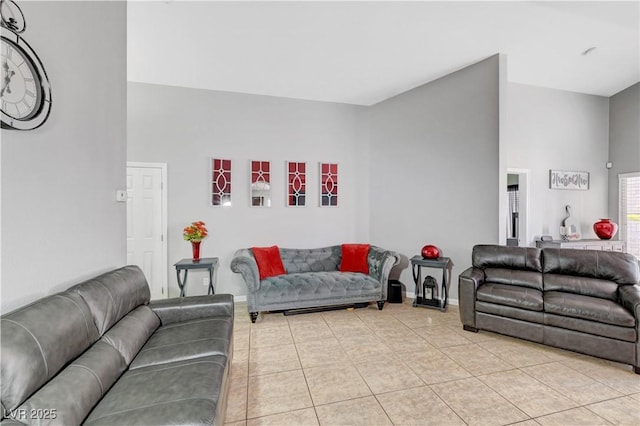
[[634, 365, 640, 375], [249, 312, 258, 323], [463, 325, 478, 333], [377, 301, 385, 310]]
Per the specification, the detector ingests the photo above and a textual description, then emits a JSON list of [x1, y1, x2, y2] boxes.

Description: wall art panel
[[320, 162, 338, 207], [250, 160, 271, 207], [287, 161, 306, 207], [211, 158, 232, 207]]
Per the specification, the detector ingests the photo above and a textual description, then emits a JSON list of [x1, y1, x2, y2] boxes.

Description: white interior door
[[126, 163, 168, 299]]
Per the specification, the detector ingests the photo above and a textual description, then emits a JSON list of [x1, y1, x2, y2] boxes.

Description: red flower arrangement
[[183, 221, 208, 242]]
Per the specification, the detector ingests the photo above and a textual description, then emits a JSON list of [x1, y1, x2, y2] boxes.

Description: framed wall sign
[[287, 161, 306, 207], [319, 162, 338, 207], [549, 170, 590, 190], [250, 160, 271, 207], [211, 158, 232, 206]]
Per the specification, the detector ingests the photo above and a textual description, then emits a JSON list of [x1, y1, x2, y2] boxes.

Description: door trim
[[506, 168, 530, 247], [127, 162, 168, 298]]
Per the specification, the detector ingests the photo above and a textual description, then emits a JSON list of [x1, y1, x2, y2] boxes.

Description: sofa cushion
[[280, 246, 341, 273], [340, 244, 370, 274], [100, 306, 160, 364], [1, 291, 99, 411], [477, 283, 543, 311], [543, 248, 640, 285], [484, 268, 543, 291], [544, 291, 635, 327], [68, 265, 151, 335], [257, 271, 381, 306], [84, 355, 228, 425], [476, 301, 544, 324], [16, 341, 128, 426], [544, 273, 619, 301], [130, 316, 233, 369], [472, 245, 543, 272], [252, 246, 286, 280], [544, 313, 636, 342], [476, 312, 544, 343]]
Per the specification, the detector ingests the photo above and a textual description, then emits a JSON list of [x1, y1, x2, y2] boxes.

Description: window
[[619, 172, 640, 260]]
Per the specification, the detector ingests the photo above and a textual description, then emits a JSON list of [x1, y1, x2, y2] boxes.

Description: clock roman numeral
[[25, 89, 35, 98]]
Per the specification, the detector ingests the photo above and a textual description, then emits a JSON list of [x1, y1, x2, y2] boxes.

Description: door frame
[[127, 162, 168, 298], [506, 168, 530, 247]]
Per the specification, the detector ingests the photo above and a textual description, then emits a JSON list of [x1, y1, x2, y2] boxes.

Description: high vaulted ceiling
[[127, 1, 640, 106]]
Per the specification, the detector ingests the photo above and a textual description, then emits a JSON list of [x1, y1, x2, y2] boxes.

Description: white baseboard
[[406, 291, 458, 306], [233, 295, 247, 303]]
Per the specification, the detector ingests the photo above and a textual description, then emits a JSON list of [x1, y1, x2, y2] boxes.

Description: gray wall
[[608, 83, 640, 221], [368, 56, 501, 301], [1, 1, 127, 313], [127, 83, 369, 298], [504, 83, 610, 242]]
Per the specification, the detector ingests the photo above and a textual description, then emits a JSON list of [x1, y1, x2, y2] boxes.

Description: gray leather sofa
[[459, 245, 640, 373], [231, 245, 399, 322], [1, 266, 234, 425]]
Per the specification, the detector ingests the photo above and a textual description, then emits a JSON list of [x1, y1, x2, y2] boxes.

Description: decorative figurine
[[560, 205, 581, 241]]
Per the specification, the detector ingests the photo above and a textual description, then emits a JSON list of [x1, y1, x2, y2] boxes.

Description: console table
[[174, 257, 219, 297], [536, 239, 625, 253], [410, 255, 451, 311]]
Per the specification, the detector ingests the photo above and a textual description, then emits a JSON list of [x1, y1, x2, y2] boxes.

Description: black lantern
[[422, 275, 439, 307]]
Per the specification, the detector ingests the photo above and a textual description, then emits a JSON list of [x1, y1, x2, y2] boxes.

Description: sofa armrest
[[230, 249, 261, 292], [368, 246, 400, 299], [458, 267, 485, 329], [149, 294, 234, 325], [619, 284, 640, 322]]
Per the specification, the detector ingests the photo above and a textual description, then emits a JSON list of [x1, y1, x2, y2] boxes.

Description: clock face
[[1, 32, 50, 130], [1, 36, 41, 120]]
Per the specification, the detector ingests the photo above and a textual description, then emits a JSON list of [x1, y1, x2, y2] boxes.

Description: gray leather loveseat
[[1, 266, 234, 425], [231, 245, 399, 322], [459, 245, 640, 373]]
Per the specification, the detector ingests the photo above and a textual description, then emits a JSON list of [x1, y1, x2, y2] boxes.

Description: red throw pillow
[[252, 246, 286, 280], [340, 244, 370, 274]]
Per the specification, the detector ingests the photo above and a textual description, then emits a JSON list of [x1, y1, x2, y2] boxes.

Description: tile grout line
[[289, 313, 325, 425], [230, 302, 639, 426]]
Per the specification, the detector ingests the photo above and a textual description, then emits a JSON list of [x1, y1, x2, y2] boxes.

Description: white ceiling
[[127, 1, 640, 106]]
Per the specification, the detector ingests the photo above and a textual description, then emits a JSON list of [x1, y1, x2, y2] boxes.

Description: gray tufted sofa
[[1, 265, 233, 425], [231, 245, 399, 322], [459, 245, 640, 373]]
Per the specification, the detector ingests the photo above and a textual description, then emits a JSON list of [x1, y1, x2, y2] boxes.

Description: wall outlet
[[203, 277, 209, 286]]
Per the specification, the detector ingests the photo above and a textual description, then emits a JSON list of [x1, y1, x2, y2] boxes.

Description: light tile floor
[[225, 301, 640, 426]]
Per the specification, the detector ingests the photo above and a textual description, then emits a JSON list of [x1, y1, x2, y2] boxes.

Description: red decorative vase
[[191, 241, 201, 261], [421, 245, 440, 259], [593, 219, 618, 240]]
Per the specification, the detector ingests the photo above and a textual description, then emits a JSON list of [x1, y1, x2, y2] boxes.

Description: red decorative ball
[[421, 245, 440, 259], [593, 219, 618, 240]]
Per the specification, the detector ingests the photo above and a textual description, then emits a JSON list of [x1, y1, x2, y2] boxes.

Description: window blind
[[619, 172, 640, 260]]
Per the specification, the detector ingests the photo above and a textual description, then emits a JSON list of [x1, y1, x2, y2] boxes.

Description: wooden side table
[[174, 257, 219, 297], [410, 255, 451, 311]]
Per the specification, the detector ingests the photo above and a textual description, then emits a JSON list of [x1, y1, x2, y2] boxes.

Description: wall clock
[[1, 0, 51, 130]]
